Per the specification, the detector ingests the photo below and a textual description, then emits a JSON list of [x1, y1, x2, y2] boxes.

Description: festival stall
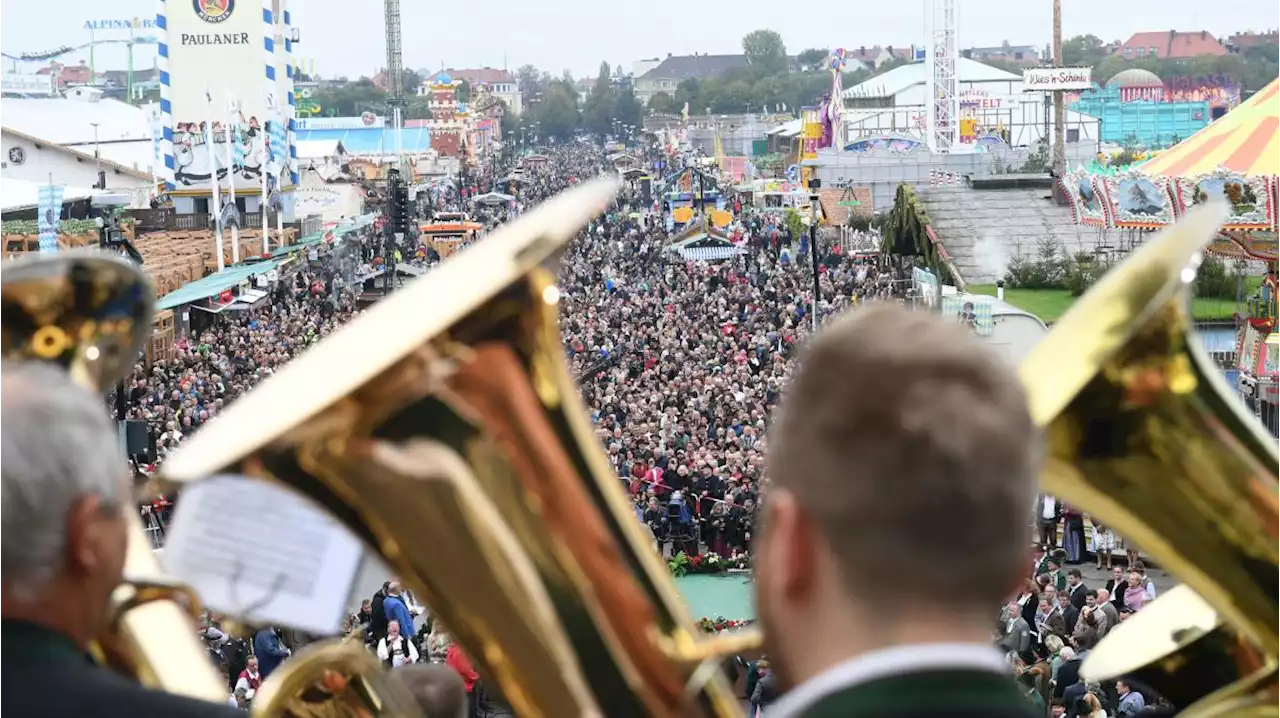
[[472, 191, 516, 207]]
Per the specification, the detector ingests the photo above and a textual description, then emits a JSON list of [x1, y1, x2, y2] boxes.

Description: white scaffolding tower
[[924, 0, 960, 153]]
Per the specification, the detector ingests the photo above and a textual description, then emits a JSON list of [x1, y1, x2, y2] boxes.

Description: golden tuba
[[0, 251, 227, 701], [1019, 201, 1278, 717], [161, 176, 755, 718]]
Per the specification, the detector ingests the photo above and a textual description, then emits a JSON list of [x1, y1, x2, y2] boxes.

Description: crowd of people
[[101, 139, 1179, 718]]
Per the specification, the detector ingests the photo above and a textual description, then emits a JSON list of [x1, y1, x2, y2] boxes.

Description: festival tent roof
[[294, 127, 432, 155], [473, 191, 515, 205], [1141, 79, 1279, 177], [0, 178, 99, 212]]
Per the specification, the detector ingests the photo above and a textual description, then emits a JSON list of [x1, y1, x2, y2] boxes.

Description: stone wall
[[914, 184, 1091, 285], [813, 143, 1099, 213]]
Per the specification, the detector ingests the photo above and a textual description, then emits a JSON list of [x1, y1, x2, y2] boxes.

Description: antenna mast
[[924, 0, 959, 153]]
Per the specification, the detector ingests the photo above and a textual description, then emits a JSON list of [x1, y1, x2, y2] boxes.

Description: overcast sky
[[2, 0, 1275, 81]]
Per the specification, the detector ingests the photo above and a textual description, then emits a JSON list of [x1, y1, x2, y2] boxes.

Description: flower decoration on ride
[[827, 48, 849, 73], [698, 616, 756, 634]]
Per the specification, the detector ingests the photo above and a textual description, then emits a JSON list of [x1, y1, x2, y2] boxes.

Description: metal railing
[[127, 208, 315, 233]]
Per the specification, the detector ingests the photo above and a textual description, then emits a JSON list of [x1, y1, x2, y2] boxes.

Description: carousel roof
[[1141, 79, 1279, 177], [1107, 68, 1163, 88]]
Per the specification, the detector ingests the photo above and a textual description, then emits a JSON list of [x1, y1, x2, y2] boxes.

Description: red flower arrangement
[[698, 616, 756, 634]]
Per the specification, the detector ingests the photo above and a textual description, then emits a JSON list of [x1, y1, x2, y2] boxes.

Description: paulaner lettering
[[180, 32, 250, 46]]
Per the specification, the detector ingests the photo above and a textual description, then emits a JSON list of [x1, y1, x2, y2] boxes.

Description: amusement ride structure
[[1059, 79, 1279, 429], [2, 35, 159, 101]]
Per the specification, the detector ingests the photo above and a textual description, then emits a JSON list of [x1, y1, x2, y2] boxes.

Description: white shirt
[[1041, 497, 1056, 519], [377, 634, 420, 667], [767, 642, 1009, 718]]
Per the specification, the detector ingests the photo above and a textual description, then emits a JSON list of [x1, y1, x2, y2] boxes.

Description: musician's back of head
[[757, 303, 1039, 701]]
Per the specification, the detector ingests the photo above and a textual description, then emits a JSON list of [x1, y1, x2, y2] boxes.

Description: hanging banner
[[162, 0, 280, 191], [37, 184, 66, 255]]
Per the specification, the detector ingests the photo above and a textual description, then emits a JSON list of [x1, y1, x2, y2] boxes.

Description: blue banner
[[37, 184, 65, 255]]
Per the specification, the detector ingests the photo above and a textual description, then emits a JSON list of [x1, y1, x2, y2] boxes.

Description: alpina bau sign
[[1022, 67, 1093, 92], [84, 18, 157, 31]]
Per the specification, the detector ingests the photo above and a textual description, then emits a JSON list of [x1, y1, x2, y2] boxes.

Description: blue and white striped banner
[[37, 184, 65, 255], [155, 0, 174, 189], [283, 9, 297, 185]]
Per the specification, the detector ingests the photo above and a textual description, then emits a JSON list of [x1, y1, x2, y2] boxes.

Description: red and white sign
[[361, 111, 378, 126], [1022, 67, 1093, 92]]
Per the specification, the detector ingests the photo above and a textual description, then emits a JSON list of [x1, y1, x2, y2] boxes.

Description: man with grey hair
[[1, 361, 240, 718], [756, 304, 1041, 718]]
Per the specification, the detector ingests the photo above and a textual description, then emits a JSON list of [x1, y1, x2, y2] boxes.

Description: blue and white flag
[[269, 116, 287, 167], [231, 124, 246, 167], [37, 184, 65, 255]]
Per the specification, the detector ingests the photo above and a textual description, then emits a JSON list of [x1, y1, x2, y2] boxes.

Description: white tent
[[473, 191, 515, 206], [1, 178, 99, 213]]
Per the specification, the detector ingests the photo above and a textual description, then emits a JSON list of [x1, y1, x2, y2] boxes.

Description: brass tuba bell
[[1019, 201, 1278, 716], [0, 250, 228, 702], [161, 176, 755, 718]]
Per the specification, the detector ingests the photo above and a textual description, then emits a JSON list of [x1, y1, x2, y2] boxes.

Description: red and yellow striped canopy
[[1142, 79, 1279, 178]]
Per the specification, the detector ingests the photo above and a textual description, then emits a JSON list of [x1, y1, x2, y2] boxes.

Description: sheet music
[[161, 475, 363, 636]]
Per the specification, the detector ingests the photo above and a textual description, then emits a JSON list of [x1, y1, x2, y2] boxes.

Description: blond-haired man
[[756, 304, 1042, 718]]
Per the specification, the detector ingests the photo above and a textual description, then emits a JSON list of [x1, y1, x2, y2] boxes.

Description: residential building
[[635, 54, 749, 104], [1114, 30, 1228, 60], [1225, 30, 1280, 53], [963, 42, 1042, 66], [846, 45, 918, 69], [575, 78, 595, 105], [442, 68, 523, 114], [633, 58, 662, 80], [34, 60, 93, 89]]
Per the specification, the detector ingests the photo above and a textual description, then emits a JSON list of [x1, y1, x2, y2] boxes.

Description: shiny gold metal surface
[[163, 177, 752, 718], [0, 251, 227, 703], [252, 640, 425, 718], [1019, 201, 1279, 715]]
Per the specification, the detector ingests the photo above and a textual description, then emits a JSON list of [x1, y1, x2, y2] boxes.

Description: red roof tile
[[1117, 31, 1227, 59], [446, 68, 516, 85]]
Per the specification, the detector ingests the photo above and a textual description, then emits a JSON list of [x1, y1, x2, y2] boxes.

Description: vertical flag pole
[[205, 85, 225, 272], [262, 96, 272, 255], [224, 95, 241, 265]]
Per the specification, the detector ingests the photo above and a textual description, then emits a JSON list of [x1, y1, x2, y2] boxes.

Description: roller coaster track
[[2, 37, 157, 64]]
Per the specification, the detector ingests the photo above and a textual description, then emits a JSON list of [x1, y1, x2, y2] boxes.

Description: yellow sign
[[672, 206, 694, 223]]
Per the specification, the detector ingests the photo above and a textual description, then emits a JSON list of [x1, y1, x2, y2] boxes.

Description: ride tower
[[924, 0, 960, 154]]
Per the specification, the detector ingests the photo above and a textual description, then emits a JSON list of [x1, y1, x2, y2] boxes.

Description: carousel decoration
[[1059, 167, 1109, 227], [1096, 166, 1176, 229]]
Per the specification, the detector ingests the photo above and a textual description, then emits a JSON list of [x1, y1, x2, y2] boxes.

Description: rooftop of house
[[639, 54, 750, 81], [966, 43, 1040, 56], [1226, 30, 1280, 48], [1, 96, 154, 145], [846, 45, 917, 62], [446, 68, 516, 85], [1116, 30, 1228, 58]]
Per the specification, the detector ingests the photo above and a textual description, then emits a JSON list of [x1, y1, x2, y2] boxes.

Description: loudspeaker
[[123, 419, 151, 458]]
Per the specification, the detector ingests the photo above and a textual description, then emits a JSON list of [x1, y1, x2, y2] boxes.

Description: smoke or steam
[[968, 231, 1012, 282]]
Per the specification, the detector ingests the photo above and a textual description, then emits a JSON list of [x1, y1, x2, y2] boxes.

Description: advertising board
[[162, 0, 279, 191], [294, 115, 386, 131], [1, 73, 56, 96], [1022, 67, 1093, 92]]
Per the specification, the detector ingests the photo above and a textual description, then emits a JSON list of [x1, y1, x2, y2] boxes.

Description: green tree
[[674, 78, 702, 114], [455, 79, 471, 104], [515, 64, 548, 100], [614, 87, 643, 129], [584, 61, 617, 137], [796, 47, 830, 70], [1061, 34, 1108, 66], [647, 91, 674, 114], [742, 29, 788, 76], [528, 78, 580, 140], [310, 78, 386, 116]]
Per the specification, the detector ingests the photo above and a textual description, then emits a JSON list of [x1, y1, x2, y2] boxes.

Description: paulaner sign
[[1022, 67, 1093, 92], [179, 32, 250, 45]]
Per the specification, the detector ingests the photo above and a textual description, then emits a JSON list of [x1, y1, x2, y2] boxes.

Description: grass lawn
[[968, 277, 1262, 324]]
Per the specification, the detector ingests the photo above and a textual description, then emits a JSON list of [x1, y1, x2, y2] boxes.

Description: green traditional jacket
[[1, 619, 93, 667], [797, 669, 1041, 718]]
